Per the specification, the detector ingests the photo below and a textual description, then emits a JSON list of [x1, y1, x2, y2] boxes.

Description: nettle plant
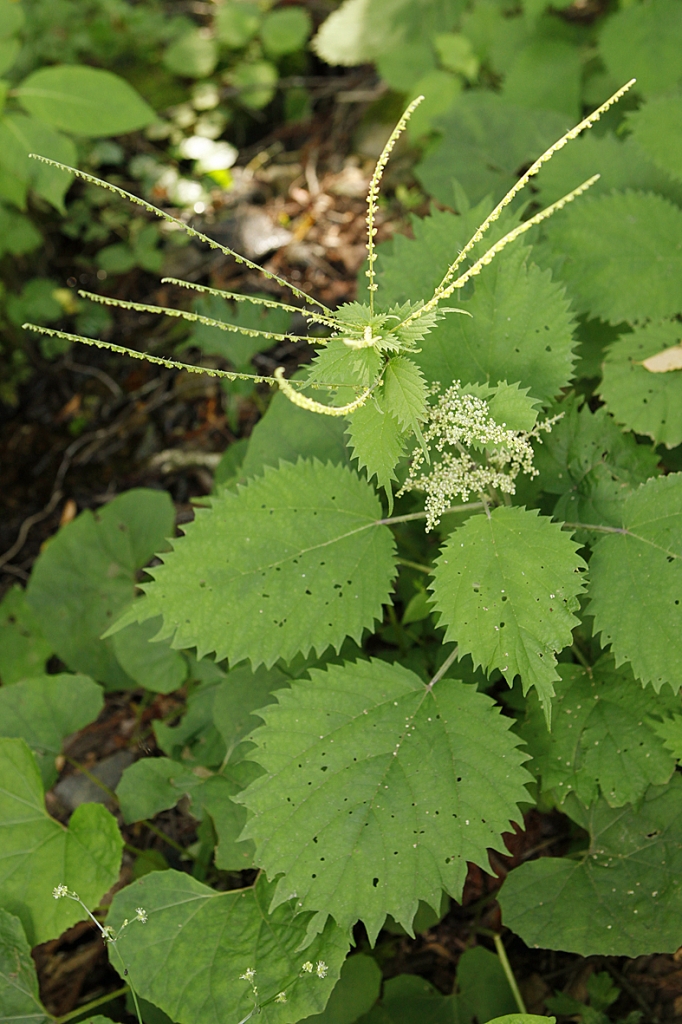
[[3, 75, 682, 1024]]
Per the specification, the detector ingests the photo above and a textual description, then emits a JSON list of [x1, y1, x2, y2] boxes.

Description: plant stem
[[395, 557, 432, 574], [426, 646, 459, 691], [493, 933, 526, 1015], [141, 818, 196, 859], [52, 986, 128, 1024], [379, 502, 483, 526], [65, 757, 119, 805]]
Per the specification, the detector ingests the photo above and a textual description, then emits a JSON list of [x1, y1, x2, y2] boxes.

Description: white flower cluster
[[399, 381, 556, 530]]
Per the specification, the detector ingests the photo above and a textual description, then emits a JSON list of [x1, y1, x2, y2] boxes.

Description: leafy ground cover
[[3, 0, 682, 1022]]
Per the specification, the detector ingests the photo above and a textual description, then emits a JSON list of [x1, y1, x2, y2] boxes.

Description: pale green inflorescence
[[22, 79, 635, 520], [399, 383, 560, 530]]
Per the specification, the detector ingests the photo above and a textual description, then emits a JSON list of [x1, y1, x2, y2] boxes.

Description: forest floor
[[2, 89, 682, 1024]]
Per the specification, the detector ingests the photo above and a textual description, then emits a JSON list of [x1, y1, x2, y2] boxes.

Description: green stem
[[493, 933, 526, 1015], [109, 942, 143, 1024], [379, 502, 483, 526], [52, 986, 128, 1024], [65, 757, 119, 805], [426, 646, 459, 691], [561, 521, 626, 534], [141, 818, 196, 859], [395, 557, 432, 574]]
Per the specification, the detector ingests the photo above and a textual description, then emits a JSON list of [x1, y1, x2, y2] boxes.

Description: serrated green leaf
[[26, 489, 175, 690], [0, 738, 123, 945], [0, 909, 49, 1024], [383, 357, 428, 434], [518, 658, 677, 808], [111, 616, 188, 694], [241, 390, 351, 481], [652, 714, 682, 760], [414, 244, 576, 404], [499, 776, 682, 956], [346, 397, 406, 500], [16, 65, 155, 137], [0, 585, 52, 685], [535, 397, 660, 537], [107, 871, 349, 1024], [588, 474, 682, 692], [431, 507, 586, 720], [533, 132, 682, 208], [543, 191, 682, 324], [600, 0, 682, 99], [416, 92, 569, 205], [370, 202, 496, 309], [0, 673, 103, 789], [116, 757, 200, 824], [239, 659, 531, 941], [599, 320, 682, 448], [463, 381, 541, 432], [306, 954, 381, 1024], [110, 461, 396, 668], [625, 95, 682, 186]]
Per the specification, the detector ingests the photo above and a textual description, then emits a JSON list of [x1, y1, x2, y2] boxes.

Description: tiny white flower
[[301, 961, 314, 973], [52, 884, 69, 900], [240, 968, 256, 983], [275, 992, 287, 1004], [101, 925, 115, 942], [316, 961, 328, 979], [135, 907, 148, 924]]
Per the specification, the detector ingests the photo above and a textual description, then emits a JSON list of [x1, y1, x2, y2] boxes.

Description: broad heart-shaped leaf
[[499, 776, 682, 956], [356, 973, 457, 1024], [240, 390, 350, 483], [0, 584, 52, 685], [588, 474, 682, 692], [599, 320, 682, 449], [430, 507, 586, 722], [111, 616, 188, 694], [16, 65, 155, 137], [306, 954, 381, 1024], [0, 738, 122, 946], [0, 673, 103, 789], [110, 461, 397, 668], [414, 243, 576, 405], [542, 191, 682, 325], [0, 909, 49, 1024], [116, 757, 201, 824], [600, 0, 682, 99], [626, 95, 682, 186], [346, 398, 406, 498], [238, 659, 531, 942], [533, 132, 682, 208], [416, 91, 569, 205], [534, 397, 660, 539], [517, 658, 678, 808], [107, 871, 349, 1024], [26, 489, 175, 690]]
